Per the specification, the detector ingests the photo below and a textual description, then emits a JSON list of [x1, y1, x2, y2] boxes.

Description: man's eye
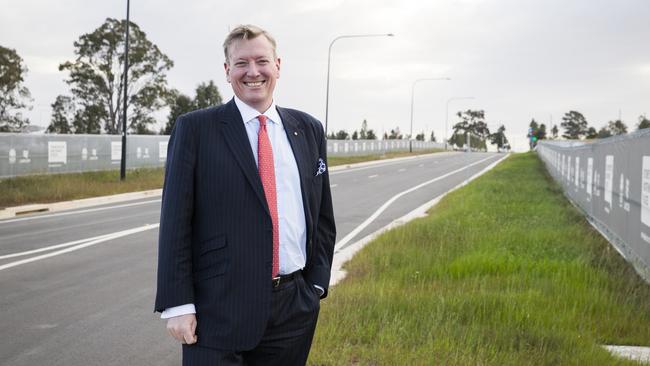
[[258, 60, 269, 65], [235, 62, 247, 67]]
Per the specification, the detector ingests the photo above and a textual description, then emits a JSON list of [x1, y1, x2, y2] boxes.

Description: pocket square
[[315, 158, 327, 176]]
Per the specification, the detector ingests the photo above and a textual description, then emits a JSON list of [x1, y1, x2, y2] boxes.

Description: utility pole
[[120, 0, 130, 181]]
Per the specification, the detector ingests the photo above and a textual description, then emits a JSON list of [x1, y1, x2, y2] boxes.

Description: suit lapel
[[277, 106, 314, 242], [220, 99, 269, 216]]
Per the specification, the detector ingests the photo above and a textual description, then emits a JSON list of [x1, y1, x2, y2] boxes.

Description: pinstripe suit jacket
[[154, 98, 336, 350]]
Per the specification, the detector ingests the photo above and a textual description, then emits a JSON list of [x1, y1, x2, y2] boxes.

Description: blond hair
[[223, 25, 278, 63]]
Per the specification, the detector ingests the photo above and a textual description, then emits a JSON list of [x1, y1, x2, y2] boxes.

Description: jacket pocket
[[199, 235, 227, 256], [312, 173, 323, 185], [195, 235, 228, 280]]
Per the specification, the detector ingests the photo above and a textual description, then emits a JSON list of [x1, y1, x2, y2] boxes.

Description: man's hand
[[166, 314, 197, 345]]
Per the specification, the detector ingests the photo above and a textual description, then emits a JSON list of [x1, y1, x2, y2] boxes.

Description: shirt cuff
[[313, 285, 325, 296], [160, 304, 196, 319]]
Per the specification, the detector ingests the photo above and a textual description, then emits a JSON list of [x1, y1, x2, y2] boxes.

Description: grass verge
[[328, 148, 445, 166], [0, 149, 444, 209], [309, 152, 650, 365], [0, 168, 165, 209]]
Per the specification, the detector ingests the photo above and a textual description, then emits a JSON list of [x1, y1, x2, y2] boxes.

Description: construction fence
[[0, 133, 445, 178], [537, 130, 650, 282]]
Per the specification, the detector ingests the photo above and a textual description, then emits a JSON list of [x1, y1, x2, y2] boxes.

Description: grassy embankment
[[0, 149, 443, 209], [309, 152, 650, 365]]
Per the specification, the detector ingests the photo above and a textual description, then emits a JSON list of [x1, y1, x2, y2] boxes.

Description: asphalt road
[[0, 151, 502, 365]]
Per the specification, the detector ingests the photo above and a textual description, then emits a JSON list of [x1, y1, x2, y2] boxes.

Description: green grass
[[0, 149, 444, 209], [309, 152, 650, 365], [328, 149, 445, 166], [0, 168, 165, 209]]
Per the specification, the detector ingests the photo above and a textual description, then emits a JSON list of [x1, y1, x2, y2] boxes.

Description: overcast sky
[[2, 0, 649, 151]]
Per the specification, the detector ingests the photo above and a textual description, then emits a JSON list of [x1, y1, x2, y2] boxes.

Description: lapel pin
[[294, 131, 298, 136]]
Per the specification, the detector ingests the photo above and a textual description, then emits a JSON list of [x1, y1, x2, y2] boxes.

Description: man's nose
[[246, 63, 261, 77]]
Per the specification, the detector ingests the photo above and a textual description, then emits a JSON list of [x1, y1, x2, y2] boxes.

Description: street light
[[325, 33, 394, 137], [409, 77, 451, 152], [445, 96, 475, 150], [120, 0, 131, 181]]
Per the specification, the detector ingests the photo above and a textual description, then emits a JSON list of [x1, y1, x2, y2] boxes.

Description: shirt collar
[[233, 96, 281, 126]]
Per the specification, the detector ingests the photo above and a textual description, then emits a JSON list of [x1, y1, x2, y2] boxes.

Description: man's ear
[[275, 57, 281, 79], [224, 62, 231, 83]]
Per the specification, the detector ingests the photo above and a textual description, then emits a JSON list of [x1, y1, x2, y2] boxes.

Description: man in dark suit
[[154, 24, 336, 365]]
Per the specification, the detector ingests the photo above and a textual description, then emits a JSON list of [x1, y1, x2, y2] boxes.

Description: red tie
[[257, 115, 280, 278]]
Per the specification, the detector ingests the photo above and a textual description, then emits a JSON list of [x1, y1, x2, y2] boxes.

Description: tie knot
[[258, 115, 268, 127]]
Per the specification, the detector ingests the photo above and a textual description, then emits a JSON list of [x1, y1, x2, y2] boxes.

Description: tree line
[[328, 110, 511, 152], [1, 18, 222, 134], [527, 110, 650, 148]]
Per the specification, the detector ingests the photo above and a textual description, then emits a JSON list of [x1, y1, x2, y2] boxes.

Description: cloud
[[23, 55, 62, 75], [639, 64, 650, 76]]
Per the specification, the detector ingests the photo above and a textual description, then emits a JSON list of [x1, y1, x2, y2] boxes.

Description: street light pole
[[445, 96, 475, 151], [409, 77, 450, 152], [325, 33, 394, 137], [120, 0, 130, 181]]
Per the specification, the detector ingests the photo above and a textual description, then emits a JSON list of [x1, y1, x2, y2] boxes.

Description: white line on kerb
[[335, 155, 496, 250], [0, 199, 161, 224], [0, 224, 159, 272], [368, 174, 379, 179]]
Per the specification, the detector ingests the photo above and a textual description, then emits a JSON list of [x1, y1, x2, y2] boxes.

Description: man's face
[[224, 36, 280, 113]]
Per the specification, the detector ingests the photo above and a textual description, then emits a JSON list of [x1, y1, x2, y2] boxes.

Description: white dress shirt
[[161, 97, 314, 319]]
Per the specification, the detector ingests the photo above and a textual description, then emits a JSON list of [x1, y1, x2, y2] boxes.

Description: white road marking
[[330, 184, 338, 188], [368, 174, 379, 179], [418, 164, 424, 167], [335, 155, 497, 250], [0, 199, 161, 224], [398, 168, 406, 172], [0, 231, 120, 259], [0, 224, 159, 272]]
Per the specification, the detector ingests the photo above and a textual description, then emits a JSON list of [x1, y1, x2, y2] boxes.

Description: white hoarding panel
[[642, 156, 650, 227], [48, 141, 67, 164], [604, 155, 614, 210], [111, 141, 122, 161]]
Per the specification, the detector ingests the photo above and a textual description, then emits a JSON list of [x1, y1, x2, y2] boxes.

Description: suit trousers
[[182, 271, 321, 366]]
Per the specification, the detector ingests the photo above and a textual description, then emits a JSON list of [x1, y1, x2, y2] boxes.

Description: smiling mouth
[[244, 81, 265, 88]]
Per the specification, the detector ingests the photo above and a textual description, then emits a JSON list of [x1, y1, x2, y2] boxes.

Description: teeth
[[245, 81, 263, 87]]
